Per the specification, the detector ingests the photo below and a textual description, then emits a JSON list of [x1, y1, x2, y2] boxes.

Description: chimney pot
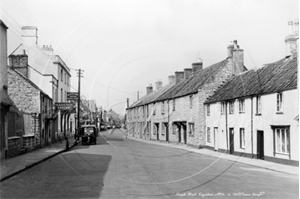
[[285, 19, 298, 57]]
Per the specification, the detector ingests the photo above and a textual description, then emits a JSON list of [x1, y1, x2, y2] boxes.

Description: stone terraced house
[[7, 67, 53, 157], [127, 82, 173, 140], [126, 40, 247, 148], [204, 26, 298, 165], [9, 26, 75, 141]]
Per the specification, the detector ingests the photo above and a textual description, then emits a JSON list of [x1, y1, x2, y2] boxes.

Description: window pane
[[207, 127, 210, 143], [281, 129, 285, 153], [276, 129, 280, 153], [277, 94, 280, 111], [242, 130, 245, 147], [287, 129, 290, 153]]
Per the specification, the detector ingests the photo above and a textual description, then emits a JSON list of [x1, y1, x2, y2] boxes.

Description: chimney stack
[[294, 19, 299, 34], [146, 84, 153, 95], [227, 42, 234, 58], [192, 58, 203, 74], [155, 79, 163, 90], [285, 19, 299, 57], [8, 52, 29, 78], [168, 74, 175, 85], [228, 40, 244, 74], [175, 71, 184, 84], [42, 44, 54, 55], [184, 68, 193, 80], [21, 26, 38, 46]]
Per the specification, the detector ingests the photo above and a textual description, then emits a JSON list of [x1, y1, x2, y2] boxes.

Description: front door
[[257, 131, 264, 160], [165, 123, 169, 142], [177, 124, 181, 143], [229, 128, 234, 154], [183, 123, 187, 144], [214, 127, 218, 150], [156, 123, 159, 140]]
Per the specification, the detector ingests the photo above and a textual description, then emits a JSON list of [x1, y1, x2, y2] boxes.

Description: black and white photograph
[[0, 0, 299, 198]]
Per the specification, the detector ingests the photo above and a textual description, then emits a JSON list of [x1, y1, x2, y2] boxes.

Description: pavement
[[0, 136, 79, 182], [126, 136, 299, 176], [0, 131, 298, 183]]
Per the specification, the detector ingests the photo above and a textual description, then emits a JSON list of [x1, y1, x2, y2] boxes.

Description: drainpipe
[[167, 100, 169, 143], [251, 97, 253, 158], [225, 102, 228, 152]]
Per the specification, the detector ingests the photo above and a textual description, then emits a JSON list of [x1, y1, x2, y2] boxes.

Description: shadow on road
[[0, 152, 112, 199]]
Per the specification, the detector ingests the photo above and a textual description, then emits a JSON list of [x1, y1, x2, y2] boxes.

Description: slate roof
[[154, 59, 230, 102], [127, 84, 173, 109], [205, 54, 297, 104]]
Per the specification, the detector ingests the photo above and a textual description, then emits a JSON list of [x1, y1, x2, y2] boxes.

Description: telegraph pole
[[76, 69, 84, 140]]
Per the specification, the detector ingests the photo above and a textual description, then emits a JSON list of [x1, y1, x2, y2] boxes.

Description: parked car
[[80, 125, 98, 145], [100, 125, 106, 131]]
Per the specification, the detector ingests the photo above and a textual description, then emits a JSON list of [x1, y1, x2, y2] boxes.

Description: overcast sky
[[1, 0, 299, 114]]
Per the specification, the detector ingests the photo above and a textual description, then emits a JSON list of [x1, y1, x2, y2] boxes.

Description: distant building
[[127, 40, 246, 148]]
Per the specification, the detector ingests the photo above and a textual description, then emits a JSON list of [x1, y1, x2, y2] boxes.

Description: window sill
[[275, 152, 290, 156], [239, 112, 245, 114], [276, 112, 284, 115], [240, 147, 245, 149], [255, 113, 262, 116]]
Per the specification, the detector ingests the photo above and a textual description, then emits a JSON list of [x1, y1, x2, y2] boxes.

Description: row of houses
[[126, 21, 299, 166], [0, 21, 100, 159]]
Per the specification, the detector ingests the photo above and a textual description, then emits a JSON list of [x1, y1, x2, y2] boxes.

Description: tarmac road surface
[[1, 129, 298, 199]]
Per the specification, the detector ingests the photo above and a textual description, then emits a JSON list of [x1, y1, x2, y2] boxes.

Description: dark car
[[80, 125, 98, 145]]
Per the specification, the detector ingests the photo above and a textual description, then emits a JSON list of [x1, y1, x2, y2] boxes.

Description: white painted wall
[[206, 89, 298, 162]]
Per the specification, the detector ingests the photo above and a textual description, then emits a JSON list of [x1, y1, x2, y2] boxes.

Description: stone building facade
[[0, 20, 13, 159], [10, 28, 75, 142], [205, 22, 299, 165], [126, 41, 247, 148], [7, 67, 53, 155]]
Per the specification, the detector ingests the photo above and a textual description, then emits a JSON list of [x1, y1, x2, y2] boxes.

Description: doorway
[[164, 123, 169, 142], [214, 127, 218, 151], [155, 123, 160, 140], [182, 123, 187, 144], [257, 130, 264, 160], [177, 124, 181, 143], [229, 128, 234, 154]]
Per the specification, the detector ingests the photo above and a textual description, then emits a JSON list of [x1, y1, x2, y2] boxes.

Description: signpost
[[55, 102, 74, 111], [67, 92, 78, 101]]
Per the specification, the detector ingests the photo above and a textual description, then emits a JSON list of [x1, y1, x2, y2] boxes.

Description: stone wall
[[7, 68, 40, 114], [7, 137, 21, 158], [23, 135, 38, 151]]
